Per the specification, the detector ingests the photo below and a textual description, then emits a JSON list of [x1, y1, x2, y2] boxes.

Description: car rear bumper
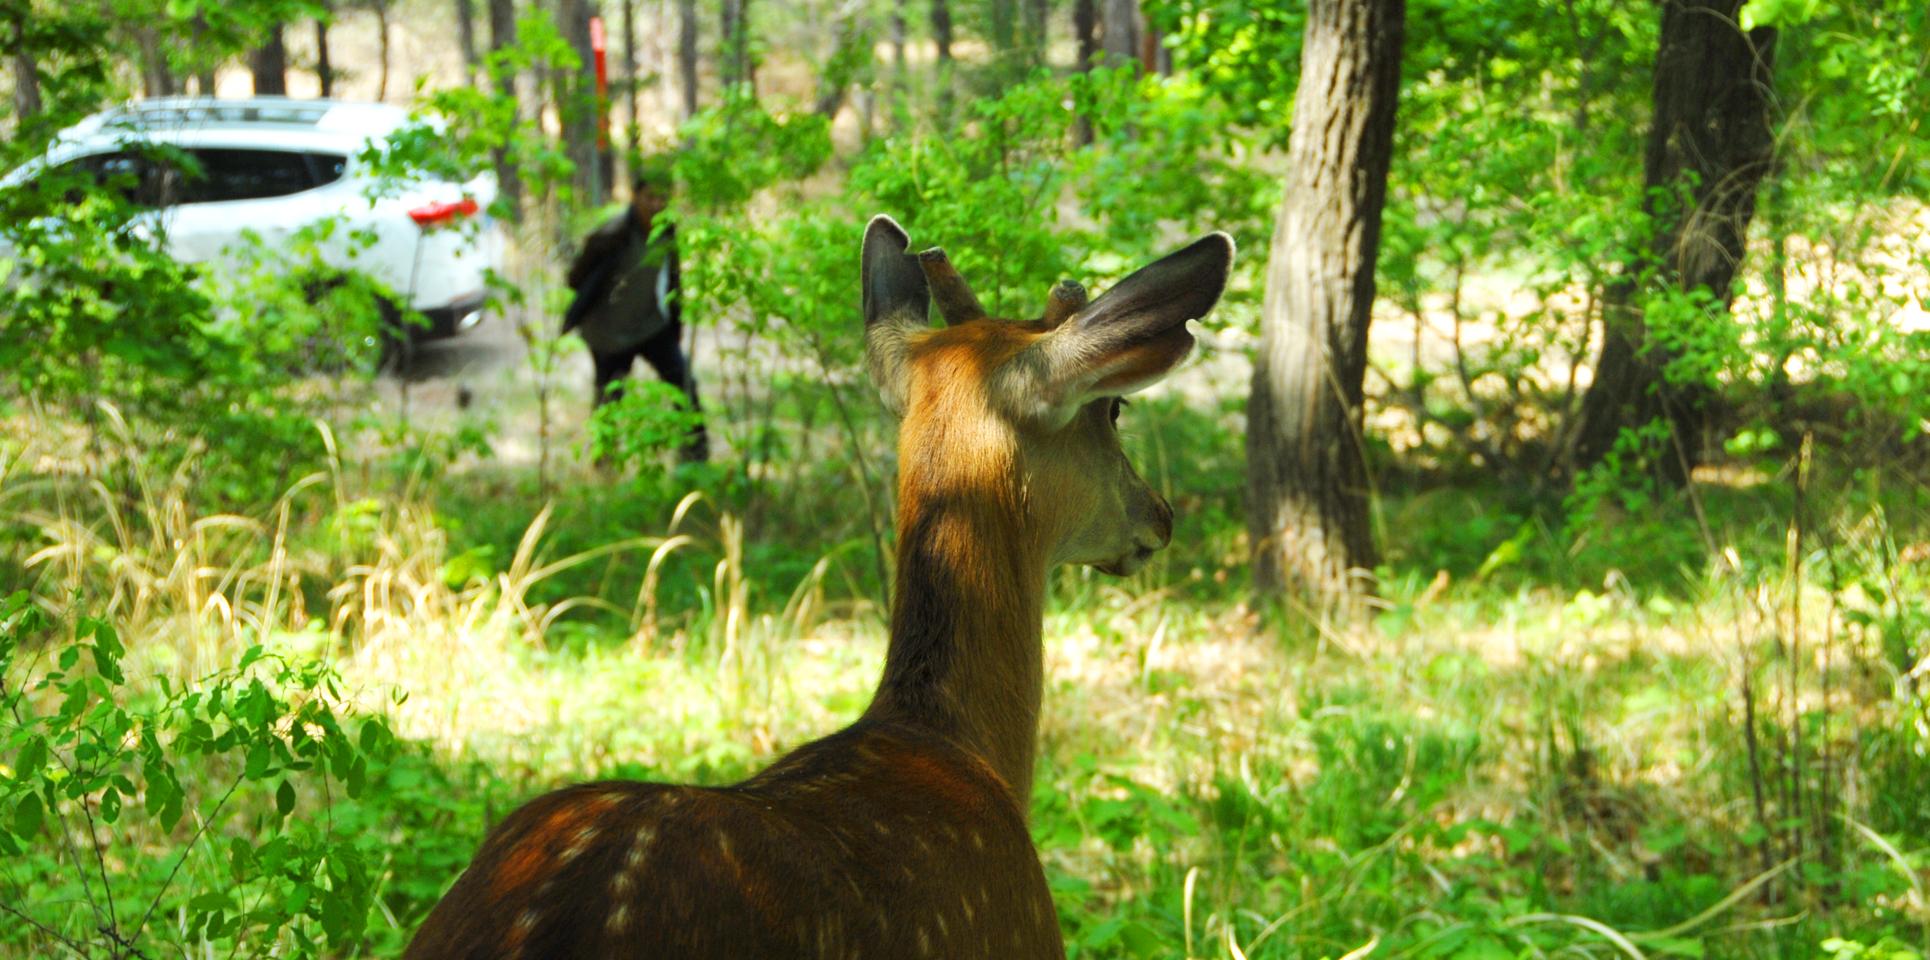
[[411, 291, 487, 341]]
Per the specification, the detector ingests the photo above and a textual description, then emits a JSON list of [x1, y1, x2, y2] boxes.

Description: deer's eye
[[1109, 398, 1128, 426]]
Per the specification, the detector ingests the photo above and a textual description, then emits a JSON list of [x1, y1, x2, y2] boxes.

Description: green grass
[[2, 386, 1927, 959]]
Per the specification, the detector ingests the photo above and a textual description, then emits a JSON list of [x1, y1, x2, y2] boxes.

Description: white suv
[[1, 96, 504, 340]]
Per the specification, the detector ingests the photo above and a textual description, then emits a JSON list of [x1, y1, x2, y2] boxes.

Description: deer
[[402, 215, 1233, 960]]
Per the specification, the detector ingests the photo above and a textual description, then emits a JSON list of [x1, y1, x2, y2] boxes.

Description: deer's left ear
[[997, 233, 1234, 428], [862, 215, 930, 416]]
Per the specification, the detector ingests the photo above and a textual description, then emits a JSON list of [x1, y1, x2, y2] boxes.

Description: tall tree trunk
[[1100, 0, 1138, 67], [12, 53, 42, 118], [677, 0, 699, 116], [560, 0, 605, 202], [191, 14, 216, 94], [139, 29, 177, 96], [248, 25, 288, 95], [487, 0, 522, 218], [374, 0, 393, 99], [621, 0, 638, 137], [1073, 0, 1096, 143], [1023, 0, 1048, 67], [456, 0, 480, 84], [815, 3, 862, 118], [988, 0, 1017, 78], [316, 7, 335, 97], [719, 0, 752, 93], [891, 0, 906, 69], [929, 0, 953, 64], [1571, 0, 1776, 482], [1245, 0, 1405, 603]]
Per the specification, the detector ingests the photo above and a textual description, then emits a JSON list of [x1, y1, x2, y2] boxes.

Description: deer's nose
[[1147, 494, 1174, 547]]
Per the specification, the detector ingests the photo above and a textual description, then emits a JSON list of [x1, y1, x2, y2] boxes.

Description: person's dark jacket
[[561, 207, 680, 356]]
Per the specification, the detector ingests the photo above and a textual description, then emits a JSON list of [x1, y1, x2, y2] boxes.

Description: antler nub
[[916, 248, 987, 326], [1041, 280, 1087, 329]]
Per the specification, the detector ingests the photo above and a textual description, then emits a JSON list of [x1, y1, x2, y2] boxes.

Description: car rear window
[[177, 149, 348, 203]]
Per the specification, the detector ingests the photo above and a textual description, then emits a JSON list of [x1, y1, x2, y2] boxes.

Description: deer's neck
[[866, 492, 1048, 809]]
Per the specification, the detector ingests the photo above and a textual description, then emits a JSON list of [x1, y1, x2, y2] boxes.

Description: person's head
[[631, 156, 675, 219]]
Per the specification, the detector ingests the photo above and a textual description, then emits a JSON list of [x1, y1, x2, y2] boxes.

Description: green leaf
[[12, 794, 45, 837], [276, 779, 296, 817]]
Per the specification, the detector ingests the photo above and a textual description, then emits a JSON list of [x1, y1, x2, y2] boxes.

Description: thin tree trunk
[[1246, 0, 1405, 603], [375, 0, 393, 99], [316, 8, 335, 97], [719, 0, 753, 93], [560, 0, 604, 202], [487, 0, 522, 218], [12, 53, 42, 118], [248, 25, 288, 95], [1100, 0, 1138, 67], [676, 0, 699, 115], [456, 0, 480, 84], [1073, 0, 1096, 143], [891, 0, 906, 69], [139, 29, 177, 96], [621, 0, 639, 136], [930, 0, 953, 64], [1571, 0, 1776, 482], [1023, 0, 1048, 67]]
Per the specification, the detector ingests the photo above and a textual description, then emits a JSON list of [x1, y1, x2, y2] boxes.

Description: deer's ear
[[861, 215, 930, 415], [997, 233, 1234, 428]]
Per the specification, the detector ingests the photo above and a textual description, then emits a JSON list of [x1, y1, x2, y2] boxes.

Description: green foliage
[[0, 591, 401, 956]]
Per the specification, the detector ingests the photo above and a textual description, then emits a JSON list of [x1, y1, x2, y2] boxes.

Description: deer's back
[[403, 720, 1064, 959]]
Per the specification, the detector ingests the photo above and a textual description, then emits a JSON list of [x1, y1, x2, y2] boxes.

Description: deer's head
[[862, 216, 1233, 576]]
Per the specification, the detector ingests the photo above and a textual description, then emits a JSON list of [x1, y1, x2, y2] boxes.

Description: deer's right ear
[[861, 215, 930, 416]]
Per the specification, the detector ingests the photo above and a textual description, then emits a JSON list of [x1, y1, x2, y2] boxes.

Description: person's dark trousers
[[591, 321, 711, 463]]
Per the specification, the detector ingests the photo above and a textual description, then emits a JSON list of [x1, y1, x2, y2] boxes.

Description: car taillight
[[408, 196, 478, 227]]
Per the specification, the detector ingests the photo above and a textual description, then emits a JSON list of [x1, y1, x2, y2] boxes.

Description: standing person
[[562, 158, 710, 462]]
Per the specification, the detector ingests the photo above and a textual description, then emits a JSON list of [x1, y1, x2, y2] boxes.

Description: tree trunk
[[456, 0, 480, 84], [139, 29, 177, 96], [316, 8, 335, 97], [1245, 0, 1405, 603], [249, 25, 288, 95], [191, 14, 216, 94], [1023, 0, 1048, 66], [815, 4, 861, 118], [678, 0, 699, 116], [621, 0, 638, 136], [560, 0, 604, 202], [719, 0, 752, 93], [375, 0, 392, 99], [988, 0, 1017, 77], [1073, 0, 1096, 143], [487, 0, 522, 218], [12, 53, 42, 118], [891, 0, 906, 69], [1571, 0, 1776, 482], [929, 0, 953, 64], [1100, 0, 1138, 67]]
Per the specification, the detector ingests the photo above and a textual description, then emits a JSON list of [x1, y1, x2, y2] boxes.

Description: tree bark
[[677, 0, 699, 116], [929, 0, 953, 64], [720, 0, 752, 93], [1023, 0, 1048, 67], [374, 0, 392, 99], [560, 0, 605, 202], [12, 53, 42, 118], [1100, 0, 1138, 67], [487, 0, 522, 218], [139, 29, 177, 96], [620, 0, 638, 135], [1073, 0, 1096, 143], [1571, 0, 1776, 482], [1245, 0, 1405, 603], [248, 25, 288, 95], [316, 7, 335, 97], [456, 0, 480, 84]]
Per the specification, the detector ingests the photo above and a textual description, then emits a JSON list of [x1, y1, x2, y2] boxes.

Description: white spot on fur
[[961, 896, 975, 922], [515, 910, 539, 932], [607, 903, 630, 933], [917, 925, 932, 956], [969, 830, 985, 850], [559, 825, 599, 863]]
